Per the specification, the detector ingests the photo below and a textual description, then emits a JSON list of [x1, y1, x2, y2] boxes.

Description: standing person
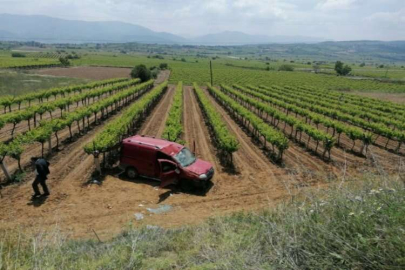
[[31, 157, 50, 198]]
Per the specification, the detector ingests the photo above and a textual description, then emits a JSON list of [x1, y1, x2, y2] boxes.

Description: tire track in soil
[[0, 83, 167, 232], [138, 85, 175, 138], [0, 83, 321, 239], [0, 85, 137, 180], [0, 79, 180, 238], [0, 110, 130, 232], [214, 86, 336, 180], [202, 87, 287, 192], [0, 77, 173, 180], [183, 86, 221, 175], [0, 92, 126, 180], [54, 78, 170, 186]]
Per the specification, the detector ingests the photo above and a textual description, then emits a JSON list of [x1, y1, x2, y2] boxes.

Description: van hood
[[185, 158, 212, 175]]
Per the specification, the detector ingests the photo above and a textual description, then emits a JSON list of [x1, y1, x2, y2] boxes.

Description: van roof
[[123, 135, 184, 156]]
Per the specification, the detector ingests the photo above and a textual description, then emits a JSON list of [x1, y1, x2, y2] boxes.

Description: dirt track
[[0, 83, 289, 239], [33, 66, 132, 80], [0, 80, 403, 240], [139, 84, 175, 138]]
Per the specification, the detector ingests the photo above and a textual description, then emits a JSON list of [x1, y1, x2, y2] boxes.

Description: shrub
[[278, 64, 294, 72], [150, 68, 159, 79], [11, 52, 26, 58], [335, 61, 352, 76], [59, 57, 70, 67], [131, 64, 152, 82], [159, 63, 168, 70]]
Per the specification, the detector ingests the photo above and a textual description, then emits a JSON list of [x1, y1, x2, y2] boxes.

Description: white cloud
[[366, 9, 405, 24], [0, 0, 403, 40], [316, 0, 360, 10]]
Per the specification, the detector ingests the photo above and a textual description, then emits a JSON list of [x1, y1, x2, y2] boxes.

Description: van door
[[158, 159, 179, 188]]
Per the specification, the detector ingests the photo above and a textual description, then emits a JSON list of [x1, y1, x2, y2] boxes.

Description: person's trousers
[[32, 176, 50, 195]]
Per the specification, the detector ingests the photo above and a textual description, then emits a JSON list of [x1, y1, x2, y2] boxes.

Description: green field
[[68, 53, 405, 92], [0, 50, 59, 68], [1, 44, 405, 98], [0, 70, 88, 96], [1, 42, 405, 269]]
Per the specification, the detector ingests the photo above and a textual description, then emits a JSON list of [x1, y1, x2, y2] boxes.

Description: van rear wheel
[[126, 167, 138, 179]]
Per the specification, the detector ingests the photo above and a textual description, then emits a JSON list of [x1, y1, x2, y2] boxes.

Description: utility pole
[[210, 60, 213, 86]]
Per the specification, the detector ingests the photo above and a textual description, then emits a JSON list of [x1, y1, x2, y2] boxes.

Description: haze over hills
[[0, 14, 187, 44], [0, 14, 325, 45], [190, 31, 326, 45]]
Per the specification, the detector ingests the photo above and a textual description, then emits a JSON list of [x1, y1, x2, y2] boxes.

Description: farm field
[[0, 50, 61, 69], [26, 62, 405, 93], [1, 4, 405, 266], [0, 70, 88, 96], [352, 91, 405, 104], [1, 46, 403, 94], [33, 66, 132, 80], [1, 67, 404, 239], [68, 53, 405, 92]]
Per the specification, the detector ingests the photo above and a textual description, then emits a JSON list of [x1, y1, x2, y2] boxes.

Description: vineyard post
[[48, 136, 52, 155], [210, 61, 213, 86], [0, 161, 11, 181], [93, 150, 102, 175]]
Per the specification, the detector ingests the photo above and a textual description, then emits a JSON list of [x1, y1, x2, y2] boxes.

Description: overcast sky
[[1, 0, 404, 40]]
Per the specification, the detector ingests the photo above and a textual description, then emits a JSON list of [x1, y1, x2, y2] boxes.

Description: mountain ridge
[[0, 14, 326, 45]]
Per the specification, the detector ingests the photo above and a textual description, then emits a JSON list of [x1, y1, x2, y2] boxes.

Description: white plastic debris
[[146, 204, 173, 214], [134, 213, 144, 221], [146, 225, 160, 230]]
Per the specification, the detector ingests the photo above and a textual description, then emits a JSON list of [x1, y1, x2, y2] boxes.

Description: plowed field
[[0, 79, 402, 240]]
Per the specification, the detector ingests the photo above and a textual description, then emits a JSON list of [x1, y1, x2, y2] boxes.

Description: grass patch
[[1, 175, 404, 269], [0, 70, 88, 96]]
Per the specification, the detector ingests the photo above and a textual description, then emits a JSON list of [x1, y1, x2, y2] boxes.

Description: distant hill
[[0, 14, 324, 45], [0, 14, 187, 44]]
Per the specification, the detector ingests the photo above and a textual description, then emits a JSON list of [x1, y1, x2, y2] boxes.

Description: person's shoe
[[31, 194, 41, 200], [41, 193, 50, 197]]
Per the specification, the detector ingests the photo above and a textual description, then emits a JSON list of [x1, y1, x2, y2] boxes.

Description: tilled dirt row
[[139, 84, 176, 138], [226, 87, 399, 176], [0, 87, 144, 180], [0, 84, 288, 239], [0, 85, 131, 142], [0, 74, 172, 238], [0, 81, 401, 241]]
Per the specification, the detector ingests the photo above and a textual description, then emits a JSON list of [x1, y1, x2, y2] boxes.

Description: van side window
[[161, 162, 176, 173], [157, 152, 172, 161]]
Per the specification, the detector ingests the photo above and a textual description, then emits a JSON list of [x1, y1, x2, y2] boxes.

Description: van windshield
[[173, 148, 196, 167]]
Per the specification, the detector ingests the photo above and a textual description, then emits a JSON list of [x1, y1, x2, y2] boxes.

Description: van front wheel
[[126, 167, 139, 179], [180, 179, 194, 192]]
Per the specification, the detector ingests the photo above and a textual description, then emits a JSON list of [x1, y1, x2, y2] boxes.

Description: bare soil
[[0, 81, 403, 241], [351, 92, 405, 104], [33, 66, 132, 80]]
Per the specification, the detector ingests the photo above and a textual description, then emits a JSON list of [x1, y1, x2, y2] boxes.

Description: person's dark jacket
[[35, 159, 50, 179]]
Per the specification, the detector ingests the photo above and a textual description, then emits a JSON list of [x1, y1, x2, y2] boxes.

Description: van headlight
[[199, 174, 207, 180]]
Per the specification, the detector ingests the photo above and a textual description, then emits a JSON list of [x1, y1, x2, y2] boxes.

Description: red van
[[119, 135, 214, 189]]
